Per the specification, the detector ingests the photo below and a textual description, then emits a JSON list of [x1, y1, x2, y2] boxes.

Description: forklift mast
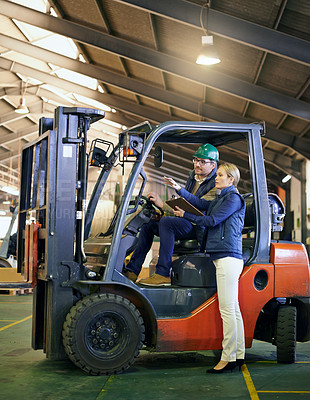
[[17, 107, 105, 359]]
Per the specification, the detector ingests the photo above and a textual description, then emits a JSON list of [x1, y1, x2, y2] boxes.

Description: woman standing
[[164, 163, 246, 373]]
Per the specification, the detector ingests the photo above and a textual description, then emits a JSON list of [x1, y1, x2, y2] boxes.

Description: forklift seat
[[242, 194, 255, 264], [173, 239, 200, 255], [242, 194, 255, 234]]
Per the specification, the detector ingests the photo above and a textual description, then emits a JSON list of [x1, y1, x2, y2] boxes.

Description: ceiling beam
[[0, 4, 310, 121], [0, 115, 290, 189], [0, 60, 308, 176], [0, 125, 37, 146], [225, 142, 301, 180], [0, 41, 308, 160], [0, 98, 139, 148], [1, 84, 137, 130], [114, 0, 310, 67], [0, 151, 18, 164], [0, 58, 170, 124], [162, 143, 285, 187], [0, 110, 28, 126]]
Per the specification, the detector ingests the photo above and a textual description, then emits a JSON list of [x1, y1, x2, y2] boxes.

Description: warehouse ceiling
[[0, 0, 310, 198]]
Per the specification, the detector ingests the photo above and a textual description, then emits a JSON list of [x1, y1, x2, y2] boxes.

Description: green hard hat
[[193, 143, 219, 162]]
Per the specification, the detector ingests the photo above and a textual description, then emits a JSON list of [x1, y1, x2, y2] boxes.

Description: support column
[[304, 160, 310, 254], [301, 161, 307, 244]]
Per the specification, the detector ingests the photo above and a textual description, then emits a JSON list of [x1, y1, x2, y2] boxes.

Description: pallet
[[0, 287, 33, 296]]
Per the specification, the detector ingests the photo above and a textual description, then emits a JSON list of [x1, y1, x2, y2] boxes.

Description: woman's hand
[[148, 192, 164, 208], [173, 206, 185, 218], [163, 176, 181, 191]]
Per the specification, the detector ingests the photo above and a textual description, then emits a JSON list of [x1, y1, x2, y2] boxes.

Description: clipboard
[[166, 197, 204, 216]]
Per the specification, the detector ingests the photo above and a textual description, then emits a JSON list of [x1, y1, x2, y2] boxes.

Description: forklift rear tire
[[276, 305, 296, 364], [62, 293, 145, 375]]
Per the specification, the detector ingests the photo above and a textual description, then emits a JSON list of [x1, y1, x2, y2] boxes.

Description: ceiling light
[[282, 175, 291, 183], [196, 35, 221, 65], [196, 1, 221, 66], [49, 7, 57, 17], [15, 79, 29, 114], [15, 97, 29, 114], [1, 186, 19, 196]]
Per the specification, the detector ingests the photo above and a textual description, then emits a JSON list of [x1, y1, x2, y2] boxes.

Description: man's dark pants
[[126, 216, 197, 277]]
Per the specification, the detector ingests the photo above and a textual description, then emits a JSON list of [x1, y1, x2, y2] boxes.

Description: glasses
[[193, 157, 214, 166]]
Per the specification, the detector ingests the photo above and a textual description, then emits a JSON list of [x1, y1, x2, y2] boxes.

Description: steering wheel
[[140, 195, 164, 218], [99, 195, 164, 237]]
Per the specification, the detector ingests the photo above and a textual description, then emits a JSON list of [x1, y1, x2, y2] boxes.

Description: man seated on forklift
[[123, 144, 219, 286]]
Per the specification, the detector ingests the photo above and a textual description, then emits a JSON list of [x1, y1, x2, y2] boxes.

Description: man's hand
[[148, 192, 164, 208], [163, 176, 181, 191], [173, 205, 185, 218]]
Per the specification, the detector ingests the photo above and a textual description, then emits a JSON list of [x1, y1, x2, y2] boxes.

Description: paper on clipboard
[[166, 197, 204, 216]]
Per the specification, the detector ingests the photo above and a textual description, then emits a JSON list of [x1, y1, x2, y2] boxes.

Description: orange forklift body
[[157, 242, 310, 352]]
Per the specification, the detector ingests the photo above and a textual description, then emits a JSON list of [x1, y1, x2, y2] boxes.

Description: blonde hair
[[219, 163, 240, 187]]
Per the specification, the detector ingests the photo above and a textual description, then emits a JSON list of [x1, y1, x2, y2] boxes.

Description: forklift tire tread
[[276, 305, 296, 364], [62, 293, 145, 375]]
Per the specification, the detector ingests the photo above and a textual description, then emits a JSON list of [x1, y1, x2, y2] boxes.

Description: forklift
[[17, 107, 310, 375]]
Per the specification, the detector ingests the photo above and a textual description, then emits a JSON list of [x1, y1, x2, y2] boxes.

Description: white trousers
[[213, 257, 245, 362]]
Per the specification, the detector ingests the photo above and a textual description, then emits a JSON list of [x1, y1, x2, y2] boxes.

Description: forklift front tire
[[276, 305, 296, 364], [62, 293, 145, 375]]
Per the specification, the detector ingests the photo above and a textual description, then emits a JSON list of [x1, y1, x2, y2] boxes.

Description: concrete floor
[[1, 294, 310, 400]]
